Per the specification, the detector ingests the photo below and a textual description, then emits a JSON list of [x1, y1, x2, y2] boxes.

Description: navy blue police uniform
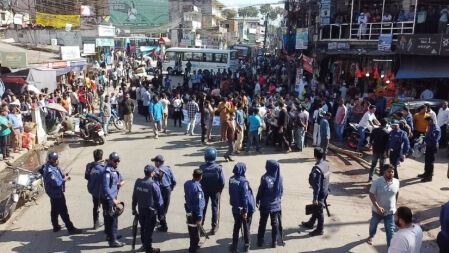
[[42, 153, 80, 234], [387, 127, 410, 179], [199, 159, 225, 232], [85, 161, 105, 228], [229, 162, 256, 252], [422, 123, 441, 180], [152, 155, 176, 231], [184, 178, 206, 253], [305, 159, 330, 234], [102, 154, 124, 245], [132, 165, 164, 253], [256, 160, 283, 248]]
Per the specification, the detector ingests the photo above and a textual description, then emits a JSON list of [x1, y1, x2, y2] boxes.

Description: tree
[[259, 4, 284, 21], [238, 6, 259, 17], [222, 8, 237, 19]]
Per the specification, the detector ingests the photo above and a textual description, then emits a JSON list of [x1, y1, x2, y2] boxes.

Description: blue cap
[[109, 152, 120, 162], [144, 165, 156, 174], [151, 155, 164, 163], [48, 152, 58, 161]]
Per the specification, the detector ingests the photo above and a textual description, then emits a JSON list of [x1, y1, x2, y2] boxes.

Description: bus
[[229, 44, 256, 60], [162, 48, 238, 74]]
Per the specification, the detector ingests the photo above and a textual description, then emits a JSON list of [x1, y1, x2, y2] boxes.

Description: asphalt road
[[0, 112, 447, 253]]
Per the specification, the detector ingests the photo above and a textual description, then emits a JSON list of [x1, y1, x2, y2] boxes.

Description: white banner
[[181, 109, 220, 126]]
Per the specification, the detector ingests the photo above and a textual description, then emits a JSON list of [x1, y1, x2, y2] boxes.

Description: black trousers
[[138, 209, 157, 252], [257, 211, 279, 243], [308, 200, 325, 231], [390, 150, 401, 179], [201, 123, 207, 143], [50, 195, 74, 230], [437, 231, 449, 253], [173, 111, 183, 127], [101, 198, 118, 241], [92, 196, 101, 225], [203, 191, 220, 228], [424, 146, 437, 178], [232, 211, 252, 247], [1, 134, 11, 158], [440, 124, 447, 148], [159, 187, 171, 229], [187, 214, 200, 253]]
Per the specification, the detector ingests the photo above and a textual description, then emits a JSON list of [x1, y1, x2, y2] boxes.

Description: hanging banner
[[36, 12, 80, 28], [302, 55, 313, 73], [0, 52, 27, 68], [295, 28, 308, 50], [320, 0, 331, 25], [441, 35, 449, 56], [378, 34, 393, 52], [60, 46, 80, 60], [109, 0, 168, 29]]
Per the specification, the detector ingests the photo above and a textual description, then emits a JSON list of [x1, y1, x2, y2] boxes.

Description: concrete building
[[225, 17, 264, 47]]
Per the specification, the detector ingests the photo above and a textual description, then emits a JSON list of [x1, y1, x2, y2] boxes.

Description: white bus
[[162, 48, 238, 74]]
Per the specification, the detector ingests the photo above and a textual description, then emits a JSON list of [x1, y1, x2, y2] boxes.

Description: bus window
[[230, 51, 237, 60], [204, 53, 213, 62], [214, 53, 222, 62], [166, 52, 177, 61], [183, 52, 193, 61], [192, 52, 203, 61], [222, 54, 228, 63]]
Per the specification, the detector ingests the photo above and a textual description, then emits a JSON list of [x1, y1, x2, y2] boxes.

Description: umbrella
[[46, 103, 67, 113], [26, 84, 41, 94]]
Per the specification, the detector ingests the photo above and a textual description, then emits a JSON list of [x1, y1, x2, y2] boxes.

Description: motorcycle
[[78, 114, 106, 145], [346, 123, 373, 150], [0, 167, 44, 223], [109, 109, 125, 131]]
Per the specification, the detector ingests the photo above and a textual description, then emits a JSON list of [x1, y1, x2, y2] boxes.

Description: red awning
[[1, 77, 28, 84]]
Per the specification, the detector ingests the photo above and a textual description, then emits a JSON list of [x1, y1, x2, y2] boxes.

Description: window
[[183, 52, 193, 61], [222, 54, 228, 63], [204, 53, 213, 62], [166, 52, 177, 61], [214, 53, 222, 62], [230, 52, 237, 60], [192, 52, 203, 61]]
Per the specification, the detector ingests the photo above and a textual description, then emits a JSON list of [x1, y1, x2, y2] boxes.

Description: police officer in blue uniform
[[42, 152, 82, 234], [386, 121, 410, 179], [199, 147, 225, 235], [102, 152, 125, 247], [151, 155, 176, 232], [418, 116, 441, 182], [132, 165, 164, 253], [301, 148, 330, 236], [229, 162, 256, 252], [256, 160, 283, 248], [85, 149, 105, 229], [184, 169, 206, 253]]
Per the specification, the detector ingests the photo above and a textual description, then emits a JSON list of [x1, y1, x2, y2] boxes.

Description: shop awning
[[396, 56, 449, 79]]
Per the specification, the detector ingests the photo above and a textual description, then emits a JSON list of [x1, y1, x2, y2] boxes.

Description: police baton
[[131, 213, 139, 250], [324, 197, 331, 217]]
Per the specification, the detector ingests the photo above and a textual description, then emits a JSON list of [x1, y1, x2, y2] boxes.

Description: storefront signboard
[[98, 25, 116, 37], [96, 38, 115, 47], [0, 52, 27, 68], [60, 46, 80, 60], [295, 28, 308, 50], [36, 12, 80, 28], [397, 34, 441, 55], [440, 35, 449, 56], [109, 0, 168, 29]]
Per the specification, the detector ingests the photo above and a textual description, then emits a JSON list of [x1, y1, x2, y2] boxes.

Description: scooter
[[0, 167, 44, 223], [78, 114, 106, 145], [346, 123, 373, 150]]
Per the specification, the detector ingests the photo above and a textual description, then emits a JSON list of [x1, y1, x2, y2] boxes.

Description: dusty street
[[0, 113, 447, 253]]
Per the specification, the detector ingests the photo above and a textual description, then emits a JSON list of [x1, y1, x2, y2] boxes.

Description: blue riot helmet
[[204, 147, 217, 163], [109, 152, 120, 162], [48, 152, 59, 161]]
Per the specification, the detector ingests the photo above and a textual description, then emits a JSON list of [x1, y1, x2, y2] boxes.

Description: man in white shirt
[[160, 93, 170, 133], [368, 164, 400, 247], [357, 105, 377, 151], [425, 103, 438, 125], [388, 206, 422, 253], [437, 101, 449, 147]]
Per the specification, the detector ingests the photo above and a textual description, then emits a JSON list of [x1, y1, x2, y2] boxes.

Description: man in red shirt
[[77, 86, 87, 114]]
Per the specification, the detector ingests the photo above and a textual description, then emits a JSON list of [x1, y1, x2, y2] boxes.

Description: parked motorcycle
[[79, 114, 106, 145], [110, 109, 125, 131], [0, 167, 44, 223], [346, 123, 373, 150]]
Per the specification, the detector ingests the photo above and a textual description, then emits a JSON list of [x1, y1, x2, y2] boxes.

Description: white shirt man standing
[[437, 101, 449, 148], [388, 206, 423, 253]]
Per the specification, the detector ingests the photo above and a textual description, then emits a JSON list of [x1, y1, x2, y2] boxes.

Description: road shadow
[[277, 157, 315, 164], [304, 239, 366, 253], [413, 205, 442, 232], [334, 168, 369, 176], [399, 177, 422, 188], [329, 181, 369, 199]]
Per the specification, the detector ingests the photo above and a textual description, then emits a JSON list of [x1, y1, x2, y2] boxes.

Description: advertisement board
[[83, 44, 96, 55], [98, 25, 116, 37], [60, 46, 80, 60], [96, 38, 115, 47], [295, 28, 308, 50], [109, 0, 168, 29], [0, 52, 27, 68], [378, 34, 393, 52], [36, 12, 80, 28]]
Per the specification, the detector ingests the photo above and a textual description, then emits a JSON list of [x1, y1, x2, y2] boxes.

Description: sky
[[224, 0, 284, 8]]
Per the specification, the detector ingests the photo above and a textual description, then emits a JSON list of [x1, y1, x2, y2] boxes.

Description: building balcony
[[319, 21, 415, 41]]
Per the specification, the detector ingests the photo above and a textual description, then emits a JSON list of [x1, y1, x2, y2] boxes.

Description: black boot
[[301, 221, 314, 229], [68, 227, 83, 235], [257, 239, 264, 247], [229, 244, 237, 252], [53, 225, 61, 232], [109, 240, 125, 247], [309, 229, 324, 237]]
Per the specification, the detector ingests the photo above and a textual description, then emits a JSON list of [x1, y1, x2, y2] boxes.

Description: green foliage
[[238, 6, 259, 17]]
